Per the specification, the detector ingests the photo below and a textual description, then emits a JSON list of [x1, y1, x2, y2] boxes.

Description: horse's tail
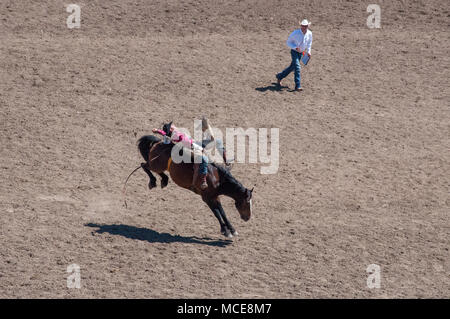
[[137, 135, 161, 161]]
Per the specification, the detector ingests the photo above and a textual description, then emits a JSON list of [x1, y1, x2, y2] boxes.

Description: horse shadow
[[255, 82, 289, 92], [85, 223, 232, 247]]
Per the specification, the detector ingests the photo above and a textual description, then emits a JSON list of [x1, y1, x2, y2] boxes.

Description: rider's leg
[[202, 138, 229, 165], [214, 138, 229, 164], [198, 155, 208, 190], [192, 149, 208, 190]]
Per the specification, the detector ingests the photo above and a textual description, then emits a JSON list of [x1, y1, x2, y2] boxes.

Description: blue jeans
[[199, 155, 208, 175], [201, 139, 225, 157], [195, 138, 226, 174], [193, 142, 209, 175], [277, 49, 302, 89]]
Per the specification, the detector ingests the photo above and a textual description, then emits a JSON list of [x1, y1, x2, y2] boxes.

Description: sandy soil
[[0, 0, 449, 298]]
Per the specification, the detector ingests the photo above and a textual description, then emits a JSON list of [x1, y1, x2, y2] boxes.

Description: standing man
[[276, 19, 313, 91]]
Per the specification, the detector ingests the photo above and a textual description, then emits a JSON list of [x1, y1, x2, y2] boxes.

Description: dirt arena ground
[[0, 0, 449, 298]]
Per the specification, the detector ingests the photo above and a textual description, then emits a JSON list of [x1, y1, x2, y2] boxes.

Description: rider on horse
[[153, 117, 228, 190]]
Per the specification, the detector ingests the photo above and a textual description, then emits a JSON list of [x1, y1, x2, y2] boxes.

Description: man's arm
[[306, 32, 312, 56], [286, 30, 298, 50]]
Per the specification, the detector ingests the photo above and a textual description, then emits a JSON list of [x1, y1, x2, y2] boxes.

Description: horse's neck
[[219, 180, 246, 202], [157, 141, 173, 154]]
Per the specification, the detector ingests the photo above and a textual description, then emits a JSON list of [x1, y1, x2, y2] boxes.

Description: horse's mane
[[211, 162, 246, 194]]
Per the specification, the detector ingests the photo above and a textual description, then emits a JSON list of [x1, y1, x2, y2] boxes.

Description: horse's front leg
[[141, 162, 157, 189], [205, 199, 232, 238], [159, 173, 169, 189], [217, 202, 238, 236]]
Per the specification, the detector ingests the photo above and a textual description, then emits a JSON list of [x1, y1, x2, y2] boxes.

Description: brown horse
[[137, 135, 253, 238]]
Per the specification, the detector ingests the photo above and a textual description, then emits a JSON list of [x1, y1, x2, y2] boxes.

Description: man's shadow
[[255, 82, 288, 92], [86, 223, 232, 247]]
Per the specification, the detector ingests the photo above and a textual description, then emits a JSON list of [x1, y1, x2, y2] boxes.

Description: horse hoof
[[221, 229, 233, 238], [232, 230, 238, 236], [148, 182, 156, 190], [161, 180, 168, 189]]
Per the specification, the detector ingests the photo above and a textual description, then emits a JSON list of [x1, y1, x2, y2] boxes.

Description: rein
[[122, 154, 171, 208], [122, 165, 142, 208]]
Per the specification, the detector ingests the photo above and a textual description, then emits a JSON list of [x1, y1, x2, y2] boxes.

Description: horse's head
[[214, 164, 253, 221], [235, 187, 253, 221]]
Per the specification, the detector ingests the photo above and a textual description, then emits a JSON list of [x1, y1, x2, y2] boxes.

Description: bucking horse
[[128, 135, 253, 238]]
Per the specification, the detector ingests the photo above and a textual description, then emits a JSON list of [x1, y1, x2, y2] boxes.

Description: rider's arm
[[152, 128, 166, 136]]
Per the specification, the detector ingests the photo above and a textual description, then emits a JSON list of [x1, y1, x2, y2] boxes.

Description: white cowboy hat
[[300, 19, 311, 26]]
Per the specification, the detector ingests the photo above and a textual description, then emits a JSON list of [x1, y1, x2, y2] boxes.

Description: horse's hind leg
[[159, 173, 169, 189], [141, 162, 157, 189], [217, 203, 237, 236]]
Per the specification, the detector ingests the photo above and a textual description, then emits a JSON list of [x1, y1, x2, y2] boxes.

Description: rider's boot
[[199, 173, 208, 190], [193, 164, 208, 191]]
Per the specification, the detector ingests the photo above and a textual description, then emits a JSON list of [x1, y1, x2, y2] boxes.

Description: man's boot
[[276, 74, 282, 86]]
